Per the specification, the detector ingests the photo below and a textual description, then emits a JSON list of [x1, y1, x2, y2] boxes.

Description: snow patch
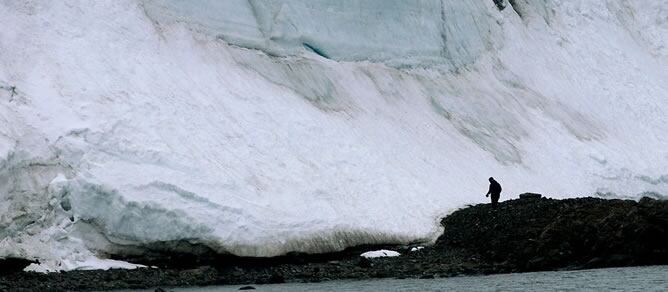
[[25, 257, 146, 273], [360, 250, 401, 258]]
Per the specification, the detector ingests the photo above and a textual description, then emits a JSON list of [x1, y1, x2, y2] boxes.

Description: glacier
[[0, 0, 667, 271]]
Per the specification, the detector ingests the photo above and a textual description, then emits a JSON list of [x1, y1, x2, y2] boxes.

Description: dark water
[[165, 266, 667, 291]]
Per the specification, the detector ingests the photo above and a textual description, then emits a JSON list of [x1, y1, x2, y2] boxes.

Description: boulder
[[519, 193, 542, 199]]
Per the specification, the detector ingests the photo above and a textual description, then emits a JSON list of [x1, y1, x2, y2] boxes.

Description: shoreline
[[2, 195, 666, 291]]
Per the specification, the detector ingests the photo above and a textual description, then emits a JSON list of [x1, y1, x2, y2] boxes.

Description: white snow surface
[[1, 0, 667, 271], [360, 250, 401, 259], [411, 246, 425, 252], [24, 257, 146, 273]]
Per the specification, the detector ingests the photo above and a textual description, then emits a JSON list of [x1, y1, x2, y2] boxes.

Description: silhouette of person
[[486, 177, 502, 208]]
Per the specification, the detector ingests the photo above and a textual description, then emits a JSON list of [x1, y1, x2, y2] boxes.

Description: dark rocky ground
[[1, 195, 666, 291]]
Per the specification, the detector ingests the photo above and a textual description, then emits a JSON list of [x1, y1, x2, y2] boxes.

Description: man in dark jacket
[[486, 177, 502, 208]]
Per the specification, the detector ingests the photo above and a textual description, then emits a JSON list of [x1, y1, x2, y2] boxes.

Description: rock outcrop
[[436, 196, 668, 271]]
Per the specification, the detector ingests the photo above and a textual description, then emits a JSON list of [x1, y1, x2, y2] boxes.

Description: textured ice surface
[[1, 0, 667, 271], [141, 0, 497, 68]]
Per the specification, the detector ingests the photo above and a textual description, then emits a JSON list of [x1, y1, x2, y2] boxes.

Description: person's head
[[489, 177, 494, 182]]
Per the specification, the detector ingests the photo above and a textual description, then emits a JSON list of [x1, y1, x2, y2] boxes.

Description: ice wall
[[1, 0, 667, 270], [142, 0, 498, 67]]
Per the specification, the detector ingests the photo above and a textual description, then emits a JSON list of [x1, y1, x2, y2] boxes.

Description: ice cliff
[[1, 0, 667, 271]]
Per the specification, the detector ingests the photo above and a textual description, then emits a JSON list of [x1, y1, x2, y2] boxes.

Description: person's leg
[[491, 193, 500, 208]]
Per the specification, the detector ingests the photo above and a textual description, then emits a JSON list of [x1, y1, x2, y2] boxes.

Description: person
[[486, 177, 502, 208]]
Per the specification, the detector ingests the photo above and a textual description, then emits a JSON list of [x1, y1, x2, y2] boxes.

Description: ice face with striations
[[1, 0, 667, 271]]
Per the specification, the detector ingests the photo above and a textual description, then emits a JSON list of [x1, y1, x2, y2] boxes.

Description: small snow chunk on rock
[[410, 246, 424, 252], [360, 249, 400, 258]]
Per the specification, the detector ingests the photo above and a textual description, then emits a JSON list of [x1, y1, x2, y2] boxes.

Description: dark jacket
[[487, 180, 502, 195]]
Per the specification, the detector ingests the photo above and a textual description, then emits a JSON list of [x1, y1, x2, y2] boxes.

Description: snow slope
[[1, 0, 667, 270]]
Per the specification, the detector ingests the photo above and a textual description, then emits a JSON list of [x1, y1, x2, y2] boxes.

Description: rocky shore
[[2, 195, 666, 291]]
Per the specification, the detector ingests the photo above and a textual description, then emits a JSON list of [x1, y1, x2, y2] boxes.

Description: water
[[157, 266, 668, 291]]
